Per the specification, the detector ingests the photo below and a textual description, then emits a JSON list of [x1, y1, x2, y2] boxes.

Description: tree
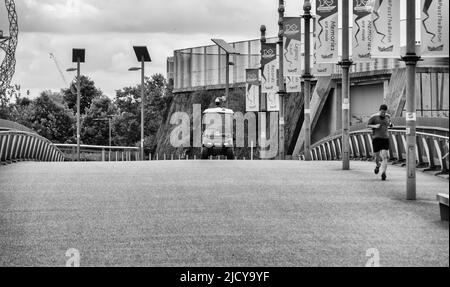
[[62, 75, 103, 115], [81, 95, 118, 145], [15, 91, 75, 143], [113, 73, 171, 155]]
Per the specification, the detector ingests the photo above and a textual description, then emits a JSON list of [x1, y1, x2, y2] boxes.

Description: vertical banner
[[283, 17, 302, 75], [315, 0, 339, 63], [286, 75, 302, 93], [353, 0, 374, 62], [261, 43, 278, 93], [371, 0, 400, 58], [246, 69, 260, 112], [266, 92, 280, 111], [421, 0, 449, 57]]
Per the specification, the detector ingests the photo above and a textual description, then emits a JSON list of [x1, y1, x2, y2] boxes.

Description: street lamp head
[[303, 0, 312, 12], [66, 67, 77, 72], [133, 46, 151, 62], [72, 48, 85, 63], [128, 67, 141, 71], [260, 25, 266, 33]]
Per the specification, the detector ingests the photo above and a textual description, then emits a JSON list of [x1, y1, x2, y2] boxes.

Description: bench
[[437, 193, 449, 221]]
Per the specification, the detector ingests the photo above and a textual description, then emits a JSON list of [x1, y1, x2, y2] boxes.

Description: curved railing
[[55, 144, 140, 161], [0, 119, 35, 133], [0, 131, 65, 163], [298, 127, 449, 175]]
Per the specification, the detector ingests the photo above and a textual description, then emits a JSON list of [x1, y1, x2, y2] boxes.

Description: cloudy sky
[[1, 0, 417, 99], [1, 0, 308, 98]]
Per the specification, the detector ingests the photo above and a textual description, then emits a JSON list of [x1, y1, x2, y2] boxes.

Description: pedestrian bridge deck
[[0, 161, 448, 266]]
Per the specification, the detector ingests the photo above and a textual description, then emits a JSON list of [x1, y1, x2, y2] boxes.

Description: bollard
[[171, 154, 174, 160], [164, 154, 166, 161], [156, 153, 159, 161], [179, 155, 181, 160], [149, 153, 152, 161], [251, 141, 254, 160], [194, 155, 196, 160]]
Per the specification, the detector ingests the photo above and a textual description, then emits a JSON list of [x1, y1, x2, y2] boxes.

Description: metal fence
[[298, 127, 449, 175], [0, 131, 65, 164], [55, 144, 141, 162]]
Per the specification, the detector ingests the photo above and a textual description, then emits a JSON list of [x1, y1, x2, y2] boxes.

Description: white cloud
[[3, 0, 306, 99]]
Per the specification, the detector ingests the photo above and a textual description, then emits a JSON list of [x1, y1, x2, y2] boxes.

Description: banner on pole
[[266, 92, 280, 111], [283, 17, 302, 75], [312, 56, 334, 76], [261, 43, 278, 93], [421, 0, 449, 58], [286, 75, 302, 93], [314, 0, 339, 63], [371, 0, 400, 58], [353, 0, 374, 62], [246, 69, 260, 112]]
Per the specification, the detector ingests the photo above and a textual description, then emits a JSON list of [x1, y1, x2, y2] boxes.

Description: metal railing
[[298, 128, 449, 175], [0, 131, 65, 163], [55, 144, 141, 162]]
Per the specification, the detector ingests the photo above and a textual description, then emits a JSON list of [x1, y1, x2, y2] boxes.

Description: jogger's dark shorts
[[372, 138, 390, 153]]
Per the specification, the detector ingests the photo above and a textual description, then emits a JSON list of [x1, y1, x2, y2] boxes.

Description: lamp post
[[211, 39, 239, 109], [338, 1, 352, 170], [277, 0, 286, 160], [402, 0, 420, 200], [302, 0, 312, 161], [130, 46, 151, 161], [67, 48, 85, 162]]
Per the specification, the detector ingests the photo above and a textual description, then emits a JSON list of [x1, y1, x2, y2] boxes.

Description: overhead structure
[[49, 53, 68, 86], [0, 0, 18, 97]]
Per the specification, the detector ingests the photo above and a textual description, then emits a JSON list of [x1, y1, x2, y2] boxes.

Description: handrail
[[299, 127, 449, 175], [54, 143, 141, 162], [0, 119, 35, 133], [55, 143, 139, 150], [0, 130, 65, 163]]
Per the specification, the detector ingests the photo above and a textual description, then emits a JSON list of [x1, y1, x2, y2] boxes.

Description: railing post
[[8, 134, 17, 161], [0, 135, 6, 162]]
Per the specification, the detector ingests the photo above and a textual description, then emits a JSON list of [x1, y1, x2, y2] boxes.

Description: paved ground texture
[[0, 160, 448, 267]]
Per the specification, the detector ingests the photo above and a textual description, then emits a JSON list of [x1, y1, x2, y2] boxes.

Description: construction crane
[[49, 52, 68, 86]]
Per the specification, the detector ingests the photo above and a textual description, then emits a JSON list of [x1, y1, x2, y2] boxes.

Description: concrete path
[[0, 161, 448, 266]]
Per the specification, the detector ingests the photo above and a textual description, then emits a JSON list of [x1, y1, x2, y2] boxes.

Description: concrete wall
[[312, 82, 384, 145], [350, 83, 385, 125]]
